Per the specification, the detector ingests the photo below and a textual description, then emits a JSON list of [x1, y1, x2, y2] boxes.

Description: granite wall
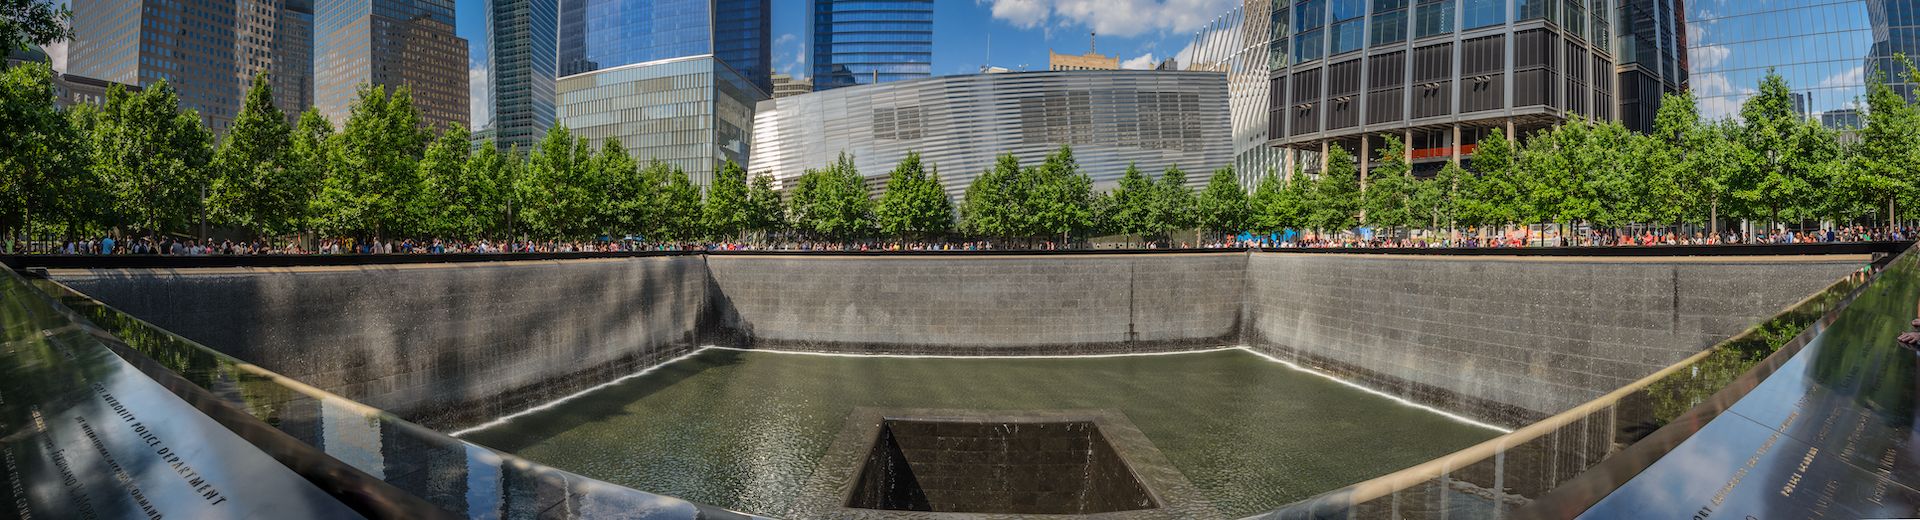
[[52, 257, 710, 429], [48, 251, 1867, 431], [1240, 253, 1867, 426], [704, 253, 1248, 354]]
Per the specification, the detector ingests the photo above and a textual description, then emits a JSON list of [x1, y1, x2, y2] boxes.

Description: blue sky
[[455, 0, 1242, 121]]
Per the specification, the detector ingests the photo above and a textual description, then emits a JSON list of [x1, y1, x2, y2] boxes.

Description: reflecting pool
[[458, 348, 1499, 517]]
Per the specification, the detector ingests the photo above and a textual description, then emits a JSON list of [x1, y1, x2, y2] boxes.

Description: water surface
[[459, 348, 1498, 517]]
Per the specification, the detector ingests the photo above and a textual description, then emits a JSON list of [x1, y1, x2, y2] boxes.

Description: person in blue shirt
[[100, 236, 114, 255]]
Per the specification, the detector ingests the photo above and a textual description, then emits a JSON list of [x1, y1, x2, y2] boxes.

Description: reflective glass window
[[1331, 0, 1364, 21], [1462, 0, 1506, 29], [1295, 28, 1325, 62], [1516, 0, 1553, 21], [1372, 8, 1408, 45], [1296, 0, 1326, 32], [1374, 0, 1408, 13], [1332, 19, 1365, 54], [1416, 0, 1455, 39]]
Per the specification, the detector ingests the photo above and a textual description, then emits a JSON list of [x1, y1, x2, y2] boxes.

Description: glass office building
[[70, 0, 303, 135], [1615, 0, 1685, 132], [751, 70, 1231, 197], [557, 55, 763, 188], [1267, 0, 1636, 176], [557, 0, 772, 94], [485, 0, 559, 151], [1686, 1, 1920, 125], [808, 0, 933, 91], [314, 0, 470, 129]]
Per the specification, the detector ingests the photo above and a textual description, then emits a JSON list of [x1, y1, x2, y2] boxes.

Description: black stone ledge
[[735, 334, 1242, 357], [1256, 241, 1912, 257]]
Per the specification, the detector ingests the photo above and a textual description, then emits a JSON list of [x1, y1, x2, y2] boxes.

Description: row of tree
[[7, 53, 1920, 245]]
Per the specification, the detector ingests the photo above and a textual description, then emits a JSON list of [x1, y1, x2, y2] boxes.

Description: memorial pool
[[457, 347, 1501, 517]]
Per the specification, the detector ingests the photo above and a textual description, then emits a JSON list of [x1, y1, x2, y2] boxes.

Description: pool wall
[[49, 251, 1866, 429]]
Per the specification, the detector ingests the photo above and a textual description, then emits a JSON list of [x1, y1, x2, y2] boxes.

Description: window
[[1516, 0, 1553, 21], [1372, 7, 1407, 45], [1374, 0, 1408, 13], [1416, 0, 1455, 39], [1331, 0, 1364, 21], [1295, 29, 1324, 62], [1332, 19, 1364, 54], [1462, 0, 1505, 29], [1295, 0, 1325, 32]]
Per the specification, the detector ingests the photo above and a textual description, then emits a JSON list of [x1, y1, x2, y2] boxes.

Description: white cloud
[[984, 0, 1236, 38], [1120, 53, 1156, 69], [1692, 72, 1733, 96], [1689, 44, 1729, 69], [468, 64, 490, 128], [774, 33, 808, 77], [1818, 65, 1863, 89]]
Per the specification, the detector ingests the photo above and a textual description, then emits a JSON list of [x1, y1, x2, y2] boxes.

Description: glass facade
[[1687, 0, 1920, 125], [808, 0, 933, 91], [1616, 0, 1684, 132], [70, 0, 298, 135], [752, 70, 1230, 197], [1268, 0, 1635, 174], [486, 0, 559, 151], [558, 0, 772, 94], [556, 56, 763, 188], [315, 0, 470, 129]]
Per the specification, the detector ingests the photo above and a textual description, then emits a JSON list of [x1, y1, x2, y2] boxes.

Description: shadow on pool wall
[[47, 251, 1865, 435]]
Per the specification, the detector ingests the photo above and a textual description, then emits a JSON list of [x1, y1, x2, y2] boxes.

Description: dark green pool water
[[458, 348, 1499, 517]]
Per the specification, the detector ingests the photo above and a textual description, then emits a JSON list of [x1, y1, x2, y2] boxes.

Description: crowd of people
[[8, 226, 1915, 257]]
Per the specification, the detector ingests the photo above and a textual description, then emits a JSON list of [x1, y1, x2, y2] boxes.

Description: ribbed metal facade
[[557, 55, 765, 188], [751, 70, 1231, 197], [1184, 0, 1292, 187]]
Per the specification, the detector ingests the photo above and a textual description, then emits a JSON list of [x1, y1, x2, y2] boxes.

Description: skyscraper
[[556, 0, 771, 92], [1615, 0, 1688, 133], [808, 0, 933, 90], [485, 0, 559, 151], [1686, 0, 1920, 124], [314, 0, 470, 130], [553, 0, 772, 188], [275, 0, 316, 123], [70, 0, 305, 135]]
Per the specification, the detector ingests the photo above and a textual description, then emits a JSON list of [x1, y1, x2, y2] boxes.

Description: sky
[[455, 0, 1242, 123]]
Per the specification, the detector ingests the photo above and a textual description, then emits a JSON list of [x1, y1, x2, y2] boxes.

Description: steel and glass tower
[[808, 0, 933, 91], [557, 0, 771, 93], [485, 0, 559, 150], [70, 0, 303, 135], [1687, 0, 1920, 126], [314, 0, 470, 129]]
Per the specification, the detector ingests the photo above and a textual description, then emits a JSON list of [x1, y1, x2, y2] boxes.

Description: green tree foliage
[[744, 171, 786, 237], [412, 123, 475, 238], [1853, 55, 1919, 229], [1416, 161, 1466, 232], [959, 154, 1030, 240], [703, 159, 753, 240], [1463, 129, 1518, 227], [1194, 166, 1250, 235], [459, 139, 517, 238], [311, 85, 427, 237], [0, 62, 93, 237], [875, 152, 956, 239], [1246, 171, 1285, 234], [211, 73, 308, 236], [1150, 165, 1195, 239], [1025, 146, 1094, 242], [1104, 163, 1156, 239], [656, 165, 706, 241], [1, 0, 69, 55], [1308, 147, 1361, 232], [1362, 136, 1415, 232], [516, 126, 599, 239], [88, 80, 214, 235], [1643, 92, 1706, 227], [1735, 69, 1814, 228], [792, 153, 873, 240]]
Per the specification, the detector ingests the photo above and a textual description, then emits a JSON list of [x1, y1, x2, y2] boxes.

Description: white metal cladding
[[1183, 0, 1291, 188], [750, 69, 1232, 198]]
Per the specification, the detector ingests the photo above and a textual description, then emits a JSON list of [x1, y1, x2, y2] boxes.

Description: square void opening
[[845, 419, 1158, 514]]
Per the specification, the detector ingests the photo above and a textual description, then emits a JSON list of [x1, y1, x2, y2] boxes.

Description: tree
[[1104, 163, 1157, 241], [286, 108, 333, 233], [657, 165, 706, 241], [412, 123, 475, 238], [515, 126, 598, 239], [1025, 145, 1094, 243], [1463, 129, 1519, 229], [211, 72, 304, 237], [88, 80, 214, 235], [1735, 69, 1813, 231], [875, 151, 955, 240], [1308, 147, 1361, 232], [1416, 161, 1466, 234], [0, 62, 91, 241], [461, 139, 517, 238], [1, 0, 69, 56], [1362, 135, 1415, 234], [1194, 166, 1250, 236], [1247, 171, 1286, 234], [311, 84, 427, 238], [703, 159, 752, 240], [959, 154, 1029, 241], [744, 171, 786, 238], [1645, 92, 1706, 230], [1853, 55, 1919, 230], [1150, 165, 1195, 241], [792, 153, 872, 240]]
